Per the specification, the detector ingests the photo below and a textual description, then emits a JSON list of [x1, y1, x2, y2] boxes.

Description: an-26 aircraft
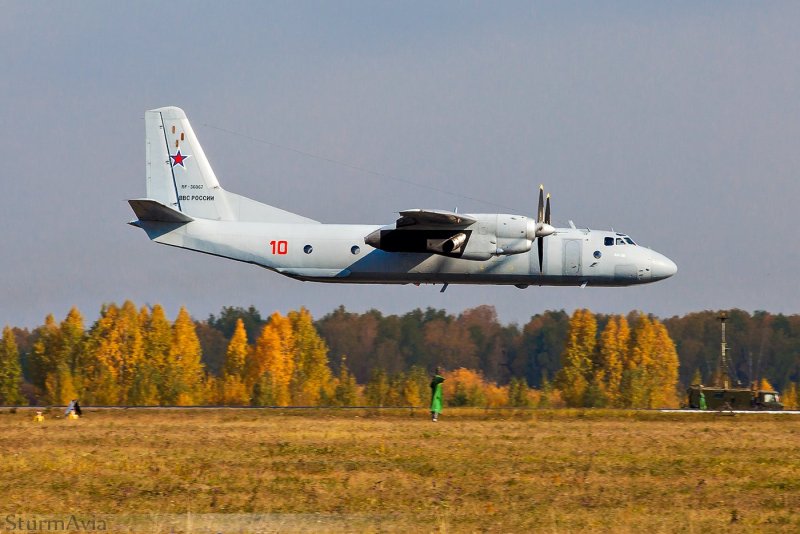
[[129, 107, 676, 290]]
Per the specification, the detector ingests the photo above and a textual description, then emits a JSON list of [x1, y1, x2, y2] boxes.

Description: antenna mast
[[718, 312, 729, 389]]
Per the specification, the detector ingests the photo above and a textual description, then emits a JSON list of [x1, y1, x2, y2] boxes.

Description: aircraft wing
[[397, 209, 476, 227]]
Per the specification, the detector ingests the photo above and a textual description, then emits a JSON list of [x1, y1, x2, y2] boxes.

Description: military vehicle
[[686, 385, 783, 411], [685, 312, 783, 411]]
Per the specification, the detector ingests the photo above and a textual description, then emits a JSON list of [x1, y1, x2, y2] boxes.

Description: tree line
[[1, 303, 799, 408]]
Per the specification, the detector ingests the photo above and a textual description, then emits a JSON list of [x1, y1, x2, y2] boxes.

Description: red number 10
[[269, 240, 288, 255]]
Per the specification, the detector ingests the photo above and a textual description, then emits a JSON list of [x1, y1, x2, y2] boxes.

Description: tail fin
[[144, 106, 317, 223]]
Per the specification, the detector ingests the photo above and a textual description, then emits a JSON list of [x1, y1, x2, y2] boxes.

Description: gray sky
[[2, 1, 799, 329]]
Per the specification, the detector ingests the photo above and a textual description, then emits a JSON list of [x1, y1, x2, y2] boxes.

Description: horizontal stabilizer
[[128, 198, 194, 223]]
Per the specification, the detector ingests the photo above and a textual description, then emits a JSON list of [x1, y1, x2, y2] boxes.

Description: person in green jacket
[[430, 367, 445, 422]]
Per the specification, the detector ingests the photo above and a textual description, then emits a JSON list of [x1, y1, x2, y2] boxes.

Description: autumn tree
[[781, 382, 798, 410], [364, 368, 391, 406], [0, 326, 25, 404], [649, 321, 680, 407], [594, 315, 630, 407], [127, 307, 156, 405], [60, 307, 86, 384], [221, 318, 250, 405], [139, 304, 172, 405], [164, 306, 204, 405], [30, 308, 87, 405], [29, 314, 62, 402], [223, 319, 248, 376], [115, 301, 145, 404], [400, 366, 428, 407], [556, 309, 597, 407], [333, 356, 360, 406], [289, 308, 331, 405], [444, 368, 488, 407], [248, 312, 295, 406], [81, 305, 123, 404], [508, 377, 531, 407], [620, 314, 680, 408]]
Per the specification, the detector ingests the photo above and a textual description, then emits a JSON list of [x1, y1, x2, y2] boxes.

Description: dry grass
[[2, 408, 800, 532]]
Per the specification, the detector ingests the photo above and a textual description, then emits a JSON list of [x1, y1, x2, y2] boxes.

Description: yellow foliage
[[166, 306, 204, 405], [557, 309, 597, 407], [224, 318, 249, 378], [650, 321, 680, 408], [221, 375, 250, 406], [402, 378, 422, 407], [781, 382, 798, 410], [441, 368, 506, 407], [484, 384, 508, 408], [175, 392, 195, 406], [442, 368, 484, 398], [0, 325, 24, 405], [760, 378, 775, 391], [619, 314, 680, 408], [289, 307, 331, 406], [597, 316, 629, 407], [249, 312, 295, 406]]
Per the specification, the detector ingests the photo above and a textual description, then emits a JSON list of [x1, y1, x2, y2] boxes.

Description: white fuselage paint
[[140, 219, 676, 288]]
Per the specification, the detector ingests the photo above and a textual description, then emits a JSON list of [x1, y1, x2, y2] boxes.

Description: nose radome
[[651, 255, 677, 280]]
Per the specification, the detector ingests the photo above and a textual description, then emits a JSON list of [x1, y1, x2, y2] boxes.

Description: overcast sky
[[2, 1, 799, 329]]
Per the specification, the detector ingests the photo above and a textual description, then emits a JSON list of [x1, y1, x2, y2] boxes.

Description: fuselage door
[[563, 240, 581, 276]]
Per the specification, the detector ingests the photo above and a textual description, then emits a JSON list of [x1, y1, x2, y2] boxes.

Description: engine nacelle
[[364, 213, 554, 260], [494, 215, 535, 255]]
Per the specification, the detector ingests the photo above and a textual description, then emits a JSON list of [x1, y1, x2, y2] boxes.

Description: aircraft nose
[[650, 254, 677, 280]]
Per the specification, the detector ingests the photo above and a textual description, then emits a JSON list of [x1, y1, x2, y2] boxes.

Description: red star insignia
[[170, 149, 191, 168]]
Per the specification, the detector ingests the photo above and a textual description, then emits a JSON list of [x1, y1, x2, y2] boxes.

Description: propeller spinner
[[536, 185, 555, 272]]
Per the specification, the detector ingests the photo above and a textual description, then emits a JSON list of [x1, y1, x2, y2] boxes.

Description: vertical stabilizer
[[146, 106, 234, 220], [143, 106, 318, 224]]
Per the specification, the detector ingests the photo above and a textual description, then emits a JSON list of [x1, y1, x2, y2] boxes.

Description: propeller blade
[[537, 185, 544, 223], [538, 236, 544, 272], [544, 194, 551, 225]]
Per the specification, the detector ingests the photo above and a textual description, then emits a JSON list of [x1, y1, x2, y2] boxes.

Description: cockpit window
[[604, 237, 614, 246], [616, 238, 625, 245], [624, 237, 635, 245]]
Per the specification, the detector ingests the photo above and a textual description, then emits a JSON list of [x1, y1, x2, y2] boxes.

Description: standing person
[[430, 367, 445, 422]]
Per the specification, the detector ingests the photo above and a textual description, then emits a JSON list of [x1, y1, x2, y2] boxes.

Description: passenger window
[[616, 238, 625, 245], [604, 237, 614, 246]]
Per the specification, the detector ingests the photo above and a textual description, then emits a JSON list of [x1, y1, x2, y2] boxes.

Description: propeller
[[535, 185, 555, 272]]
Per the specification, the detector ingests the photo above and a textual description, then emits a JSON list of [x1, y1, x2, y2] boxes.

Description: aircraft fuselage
[[139, 218, 676, 288]]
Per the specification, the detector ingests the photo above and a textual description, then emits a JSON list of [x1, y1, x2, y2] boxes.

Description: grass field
[[2, 408, 800, 533]]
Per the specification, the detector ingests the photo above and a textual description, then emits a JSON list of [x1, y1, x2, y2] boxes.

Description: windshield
[[612, 233, 637, 246]]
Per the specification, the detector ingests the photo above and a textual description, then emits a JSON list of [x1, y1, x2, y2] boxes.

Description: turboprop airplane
[[129, 106, 677, 290]]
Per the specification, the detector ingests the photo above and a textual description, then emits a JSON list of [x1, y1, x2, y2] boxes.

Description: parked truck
[[686, 385, 783, 411]]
